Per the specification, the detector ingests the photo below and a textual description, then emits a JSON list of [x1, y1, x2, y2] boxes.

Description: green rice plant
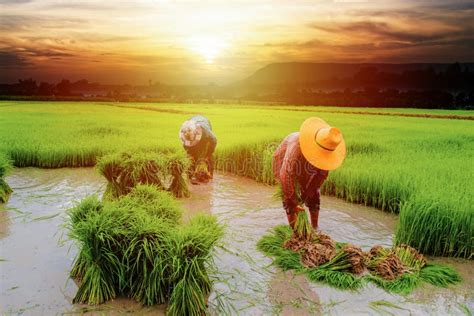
[[1, 101, 472, 258], [67, 184, 223, 310], [167, 152, 191, 198], [396, 197, 473, 258], [0, 153, 12, 203], [125, 218, 172, 305], [113, 184, 183, 225], [258, 225, 462, 295], [167, 257, 210, 316], [68, 195, 103, 226], [394, 244, 426, 272], [166, 214, 223, 316], [366, 273, 420, 295], [97, 151, 191, 200], [294, 211, 312, 240], [419, 264, 461, 287], [306, 268, 364, 290], [97, 152, 164, 200]]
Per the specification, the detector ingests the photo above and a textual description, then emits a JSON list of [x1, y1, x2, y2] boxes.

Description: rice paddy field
[[0, 101, 472, 259]]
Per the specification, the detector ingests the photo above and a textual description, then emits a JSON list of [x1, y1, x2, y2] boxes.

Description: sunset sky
[[1, 0, 473, 85]]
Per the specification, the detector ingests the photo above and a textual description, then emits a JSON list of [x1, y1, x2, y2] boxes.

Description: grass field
[[0, 101, 472, 258]]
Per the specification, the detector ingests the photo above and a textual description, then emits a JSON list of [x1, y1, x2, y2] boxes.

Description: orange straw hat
[[299, 117, 346, 171]]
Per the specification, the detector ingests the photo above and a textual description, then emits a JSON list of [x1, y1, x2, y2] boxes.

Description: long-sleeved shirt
[[272, 132, 329, 213], [183, 116, 217, 160]]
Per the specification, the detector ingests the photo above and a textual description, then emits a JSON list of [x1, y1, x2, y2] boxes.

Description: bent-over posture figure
[[273, 117, 346, 229], [179, 115, 217, 184]]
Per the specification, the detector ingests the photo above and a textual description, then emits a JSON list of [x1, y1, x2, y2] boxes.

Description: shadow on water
[[0, 169, 472, 315]]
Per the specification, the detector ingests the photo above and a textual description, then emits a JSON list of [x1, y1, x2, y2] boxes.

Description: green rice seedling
[[68, 195, 103, 227], [125, 217, 172, 305], [167, 257, 210, 316], [394, 244, 426, 272], [114, 184, 182, 225], [167, 152, 191, 198], [69, 210, 127, 304], [97, 152, 164, 200], [294, 211, 313, 240], [419, 264, 461, 287], [0, 153, 12, 203], [97, 151, 191, 199], [166, 214, 223, 316], [305, 268, 364, 290], [67, 183, 223, 310], [1, 102, 472, 258], [73, 262, 117, 305], [366, 272, 420, 295]]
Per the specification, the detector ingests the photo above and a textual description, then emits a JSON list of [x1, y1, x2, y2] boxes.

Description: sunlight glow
[[187, 36, 228, 64]]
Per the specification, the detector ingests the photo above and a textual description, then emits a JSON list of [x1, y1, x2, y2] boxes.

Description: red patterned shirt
[[272, 132, 329, 213]]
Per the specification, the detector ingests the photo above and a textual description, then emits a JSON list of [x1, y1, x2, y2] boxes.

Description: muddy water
[[0, 169, 472, 315]]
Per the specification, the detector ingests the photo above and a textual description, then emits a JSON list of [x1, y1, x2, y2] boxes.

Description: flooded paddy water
[[0, 168, 472, 315]]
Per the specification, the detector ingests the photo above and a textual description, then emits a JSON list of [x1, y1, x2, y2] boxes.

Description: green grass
[[0, 152, 13, 203], [0, 101, 473, 258], [257, 225, 461, 294], [67, 184, 223, 314]]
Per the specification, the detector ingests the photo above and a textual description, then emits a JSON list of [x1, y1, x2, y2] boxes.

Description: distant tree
[[38, 82, 54, 96], [56, 79, 72, 96], [17, 78, 37, 95]]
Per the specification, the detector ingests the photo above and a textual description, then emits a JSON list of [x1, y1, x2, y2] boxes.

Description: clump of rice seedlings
[[165, 214, 223, 315], [258, 225, 461, 294], [96, 151, 190, 199], [68, 195, 103, 226], [366, 273, 420, 295], [394, 244, 427, 272], [284, 231, 336, 268], [0, 153, 13, 203], [114, 184, 183, 225], [168, 152, 191, 198], [293, 211, 313, 240], [419, 264, 461, 287], [366, 245, 407, 280], [193, 160, 211, 183], [306, 268, 364, 290], [66, 184, 223, 312]]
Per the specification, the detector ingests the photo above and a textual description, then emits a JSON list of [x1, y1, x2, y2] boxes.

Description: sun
[[187, 36, 228, 64]]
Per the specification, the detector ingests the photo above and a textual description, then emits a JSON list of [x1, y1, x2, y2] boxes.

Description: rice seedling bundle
[[192, 160, 211, 182], [96, 151, 191, 199], [0, 153, 13, 203], [258, 225, 461, 294], [66, 184, 223, 314]]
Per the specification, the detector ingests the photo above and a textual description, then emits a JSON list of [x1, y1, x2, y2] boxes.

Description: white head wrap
[[179, 120, 203, 147]]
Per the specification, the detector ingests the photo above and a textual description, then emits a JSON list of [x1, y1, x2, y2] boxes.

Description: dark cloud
[[0, 51, 32, 69], [312, 21, 442, 43]]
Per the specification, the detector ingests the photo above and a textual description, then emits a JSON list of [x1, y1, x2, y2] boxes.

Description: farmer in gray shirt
[[179, 115, 217, 184]]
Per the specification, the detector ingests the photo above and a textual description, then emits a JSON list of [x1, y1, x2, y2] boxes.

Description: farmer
[[179, 115, 217, 184], [273, 117, 346, 229]]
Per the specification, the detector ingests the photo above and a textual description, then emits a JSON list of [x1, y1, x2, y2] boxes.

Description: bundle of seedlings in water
[[193, 160, 211, 183], [365, 244, 461, 294], [0, 153, 13, 203], [96, 151, 190, 199], [167, 152, 191, 198], [258, 225, 461, 294], [66, 184, 223, 315]]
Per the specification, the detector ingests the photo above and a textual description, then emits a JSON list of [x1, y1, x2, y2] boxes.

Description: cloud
[[0, 15, 88, 32], [0, 51, 32, 69]]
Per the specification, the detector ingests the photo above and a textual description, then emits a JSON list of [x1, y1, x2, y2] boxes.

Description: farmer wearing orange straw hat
[[273, 117, 346, 229]]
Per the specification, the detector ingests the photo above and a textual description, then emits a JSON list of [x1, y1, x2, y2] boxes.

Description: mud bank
[[0, 168, 472, 315]]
